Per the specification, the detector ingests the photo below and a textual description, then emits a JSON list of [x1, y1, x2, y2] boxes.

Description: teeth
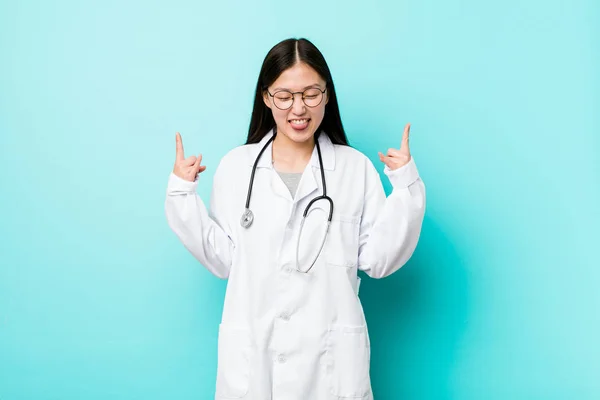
[[290, 119, 308, 124]]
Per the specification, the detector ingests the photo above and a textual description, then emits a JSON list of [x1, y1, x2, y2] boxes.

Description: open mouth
[[289, 118, 310, 131]]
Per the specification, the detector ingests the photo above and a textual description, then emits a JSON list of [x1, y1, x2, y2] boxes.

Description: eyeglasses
[[266, 87, 327, 110]]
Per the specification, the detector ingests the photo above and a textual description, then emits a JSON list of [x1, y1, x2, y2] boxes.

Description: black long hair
[[246, 38, 348, 145]]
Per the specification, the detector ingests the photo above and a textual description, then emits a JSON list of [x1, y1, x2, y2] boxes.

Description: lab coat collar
[[248, 128, 335, 171]]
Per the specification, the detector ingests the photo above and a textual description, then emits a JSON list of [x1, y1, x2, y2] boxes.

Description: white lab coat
[[165, 129, 426, 400]]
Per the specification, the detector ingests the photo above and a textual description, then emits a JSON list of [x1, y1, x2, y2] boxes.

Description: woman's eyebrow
[[272, 84, 323, 91]]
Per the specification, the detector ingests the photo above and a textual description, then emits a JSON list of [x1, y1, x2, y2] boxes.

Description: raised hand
[[378, 123, 412, 170], [173, 132, 206, 182]]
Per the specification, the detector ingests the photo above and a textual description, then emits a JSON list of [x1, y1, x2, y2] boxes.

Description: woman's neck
[[272, 131, 314, 173]]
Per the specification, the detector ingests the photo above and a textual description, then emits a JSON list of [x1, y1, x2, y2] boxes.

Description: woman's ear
[[263, 91, 272, 109], [324, 88, 329, 106]]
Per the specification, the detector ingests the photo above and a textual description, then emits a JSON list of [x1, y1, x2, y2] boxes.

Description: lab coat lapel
[[249, 130, 292, 202], [294, 163, 318, 205], [294, 132, 335, 204]]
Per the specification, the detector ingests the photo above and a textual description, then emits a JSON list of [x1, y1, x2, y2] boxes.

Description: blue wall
[[1, 0, 598, 399]]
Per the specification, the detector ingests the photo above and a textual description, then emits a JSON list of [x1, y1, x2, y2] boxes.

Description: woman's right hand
[[173, 132, 206, 182]]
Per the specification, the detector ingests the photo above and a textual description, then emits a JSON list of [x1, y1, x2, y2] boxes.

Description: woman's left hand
[[379, 123, 412, 170]]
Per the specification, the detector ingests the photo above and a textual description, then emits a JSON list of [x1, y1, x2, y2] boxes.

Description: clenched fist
[[173, 132, 206, 182]]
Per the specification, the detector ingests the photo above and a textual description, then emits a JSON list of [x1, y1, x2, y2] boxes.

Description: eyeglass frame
[[265, 87, 328, 110]]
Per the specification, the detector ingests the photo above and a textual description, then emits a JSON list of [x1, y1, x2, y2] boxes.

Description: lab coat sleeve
[[357, 157, 426, 279], [164, 161, 235, 279]]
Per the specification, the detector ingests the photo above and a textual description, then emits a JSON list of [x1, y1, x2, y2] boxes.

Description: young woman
[[165, 38, 426, 400]]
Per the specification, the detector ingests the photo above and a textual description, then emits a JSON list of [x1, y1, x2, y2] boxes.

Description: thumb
[[193, 154, 203, 172], [378, 152, 392, 168]]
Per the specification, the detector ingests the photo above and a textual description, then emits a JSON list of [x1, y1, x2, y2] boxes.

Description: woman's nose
[[291, 93, 306, 115]]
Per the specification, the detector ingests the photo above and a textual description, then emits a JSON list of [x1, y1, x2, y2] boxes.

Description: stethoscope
[[240, 127, 334, 273]]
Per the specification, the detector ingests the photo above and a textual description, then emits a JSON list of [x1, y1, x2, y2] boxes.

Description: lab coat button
[[277, 354, 286, 363], [280, 312, 290, 321], [286, 221, 293, 229]]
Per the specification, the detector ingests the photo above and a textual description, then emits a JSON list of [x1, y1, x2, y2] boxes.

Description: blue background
[[1, 0, 599, 399]]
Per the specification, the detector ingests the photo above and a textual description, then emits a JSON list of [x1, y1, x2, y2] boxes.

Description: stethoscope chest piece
[[240, 208, 254, 228]]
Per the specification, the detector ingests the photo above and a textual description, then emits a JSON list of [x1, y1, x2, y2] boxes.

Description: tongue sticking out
[[289, 119, 309, 131]]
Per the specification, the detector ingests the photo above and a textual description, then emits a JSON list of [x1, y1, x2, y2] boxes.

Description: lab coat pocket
[[325, 214, 360, 268], [326, 324, 371, 398], [215, 323, 252, 399]]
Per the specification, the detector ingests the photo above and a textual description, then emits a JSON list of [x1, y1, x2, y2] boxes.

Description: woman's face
[[263, 62, 328, 144]]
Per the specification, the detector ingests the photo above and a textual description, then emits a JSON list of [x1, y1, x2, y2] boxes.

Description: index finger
[[401, 123, 411, 149], [175, 132, 184, 161]]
